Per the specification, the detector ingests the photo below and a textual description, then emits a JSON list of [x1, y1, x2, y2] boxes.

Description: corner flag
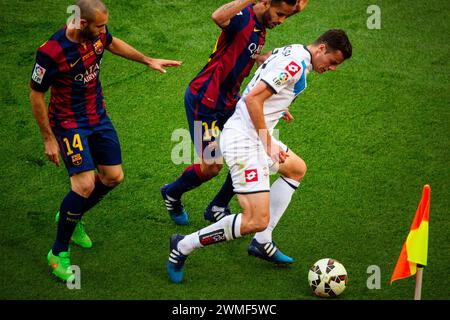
[[391, 184, 430, 284]]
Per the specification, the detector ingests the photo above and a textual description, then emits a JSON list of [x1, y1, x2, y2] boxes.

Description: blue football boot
[[161, 185, 188, 225], [248, 238, 294, 264], [167, 234, 188, 284], [204, 204, 231, 223]]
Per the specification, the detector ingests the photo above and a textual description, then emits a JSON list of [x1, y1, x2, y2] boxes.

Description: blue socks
[[166, 167, 234, 207], [52, 175, 115, 255], [208, 172, 234, 208], [166, 164, 207, 200], [82, 175, 114, 214], [52, 191, 87, 255]]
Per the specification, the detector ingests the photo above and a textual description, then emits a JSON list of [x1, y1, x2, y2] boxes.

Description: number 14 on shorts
[[63, 133, 84, 156]]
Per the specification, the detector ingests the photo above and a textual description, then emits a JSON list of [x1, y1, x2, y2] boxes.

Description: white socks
[[254, 176, 299, 244], [178, 214, 242, 255], [177, 175, 298, 255]]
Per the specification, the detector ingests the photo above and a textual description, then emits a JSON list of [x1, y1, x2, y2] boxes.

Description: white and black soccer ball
[[308, 258, 348, 297]]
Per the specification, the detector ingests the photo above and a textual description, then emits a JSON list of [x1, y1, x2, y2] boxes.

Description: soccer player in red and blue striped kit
[[161, 0, 307, 224], [30, 0, 181, 282]]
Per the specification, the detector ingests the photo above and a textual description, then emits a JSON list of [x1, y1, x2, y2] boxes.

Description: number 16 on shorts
[[202, 120, 220, 142], [193, 120, 222, 161]]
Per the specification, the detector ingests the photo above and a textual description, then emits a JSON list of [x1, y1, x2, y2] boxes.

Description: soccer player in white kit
[[167, 29, 352, 283]]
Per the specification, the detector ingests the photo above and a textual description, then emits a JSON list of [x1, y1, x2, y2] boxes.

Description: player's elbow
[[244, 94, 261, 114], [211, 12, 228, 28], [244, 95, 255, 108], [211, 11, 219, 23]]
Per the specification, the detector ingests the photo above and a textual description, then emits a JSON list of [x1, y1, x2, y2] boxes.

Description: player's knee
[[209, 163, 223, 177], [286, 158, 307, 181], [202, 163, 222, 179], [103, 170, 124, 187], [111, 171, 124, 186], [296, 158, 307, 180], [73, 180, 96, 198]]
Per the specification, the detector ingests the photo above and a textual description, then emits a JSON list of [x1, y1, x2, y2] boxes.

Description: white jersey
[[225, 44, 312, 133], [220, 45, 312, 193]]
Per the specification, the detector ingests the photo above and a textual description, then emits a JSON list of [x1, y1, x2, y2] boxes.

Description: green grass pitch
[[0, 0, 449, 300]]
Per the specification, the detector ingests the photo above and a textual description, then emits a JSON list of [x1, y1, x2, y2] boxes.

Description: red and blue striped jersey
[[30, 26, 113, 129], [189, 5, 266, 111]]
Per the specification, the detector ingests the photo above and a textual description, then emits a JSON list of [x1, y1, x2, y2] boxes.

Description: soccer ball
[[308, 258, 348, 297]]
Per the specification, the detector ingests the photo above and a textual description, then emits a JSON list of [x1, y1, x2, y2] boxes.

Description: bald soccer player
[[30, 0, 181, 282]]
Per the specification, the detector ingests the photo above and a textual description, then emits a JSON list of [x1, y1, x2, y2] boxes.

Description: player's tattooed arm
[[212, 0, 257, 28], [30, 89, 61, 167], [106, 37, 182, 73]]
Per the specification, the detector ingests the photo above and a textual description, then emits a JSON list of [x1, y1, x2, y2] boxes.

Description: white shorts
[[219, 126, 288, 194]]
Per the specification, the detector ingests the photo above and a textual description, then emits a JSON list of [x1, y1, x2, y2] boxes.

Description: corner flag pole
[[414, 264, 424, 300]]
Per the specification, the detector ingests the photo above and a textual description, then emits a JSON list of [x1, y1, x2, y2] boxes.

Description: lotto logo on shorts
[[285, 61, 301, 76], [245, 169, 258, 183]]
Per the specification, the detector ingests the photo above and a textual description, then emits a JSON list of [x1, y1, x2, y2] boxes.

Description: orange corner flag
[[391, 185, 430, 283]]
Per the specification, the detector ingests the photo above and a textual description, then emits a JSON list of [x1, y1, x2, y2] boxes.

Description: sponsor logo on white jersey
[[272, 71, 290, 87], [285, 61, 302, 76]]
